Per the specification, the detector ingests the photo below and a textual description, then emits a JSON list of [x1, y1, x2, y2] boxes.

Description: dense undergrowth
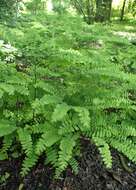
[[0, 13, 136, 178]]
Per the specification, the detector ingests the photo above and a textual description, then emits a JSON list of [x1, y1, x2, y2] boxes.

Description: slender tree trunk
[[107, 0, 112, 21], [86, 0, 94, 24], [95, 0, 112, 22], [86, 0, 92, 24], [95, 0, 102, 22], [120, 0, 127, 21]]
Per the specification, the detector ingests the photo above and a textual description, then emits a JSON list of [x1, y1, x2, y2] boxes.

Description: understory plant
[[0, 14, 136, 178]]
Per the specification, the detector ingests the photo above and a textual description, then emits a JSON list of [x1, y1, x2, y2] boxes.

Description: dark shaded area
[[0, 141, 136, 190]]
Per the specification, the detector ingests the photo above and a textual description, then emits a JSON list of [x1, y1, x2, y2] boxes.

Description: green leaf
[[44, 128, 60, 147], [0, 84, 15, 95], [36, 127, 60, 155], [35, 81, 56, 94], [0, 89, 4, 98], [93, 137, 112, 168], [40, 94, 62, 105], [18, 128, 33, 156], [74, 107, 90, 129], [0, 152, 8, 160], [52, 103, 71, 122], [0, 120, 16, 137]]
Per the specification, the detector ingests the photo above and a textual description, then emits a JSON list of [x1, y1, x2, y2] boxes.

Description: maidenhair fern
[[52, 103, 71, 122], [92, 137, 112, 168], [21, 152, 38, 176], [18, 128, 33, 156], [0, 120, 17, 137], [0, 14, 136, 179], [36, 126, 60, 155]]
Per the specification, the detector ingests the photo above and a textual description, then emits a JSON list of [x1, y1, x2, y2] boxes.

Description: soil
[[0, 140, 136, 190]]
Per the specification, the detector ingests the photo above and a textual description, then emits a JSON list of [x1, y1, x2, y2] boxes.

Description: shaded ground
[[0, 140, 136, 190]]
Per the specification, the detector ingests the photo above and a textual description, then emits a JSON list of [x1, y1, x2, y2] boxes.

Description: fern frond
[[18, 128, 33, 156], [1, 134, 14, 152], [0, 134, 14, 160], [52, 103, 71, 122], [58, 115, 79, 135], [28, 123, 46, 134], [0, 120, 16, 137], [93, 137, 112, 168], [36, 127, 60, 155], [45, 146, 58, 167], [15, 85, 29, 96], [118, 125, 136, 137], [57, 135, 78, 172], [74, 107, 90, 130], [69, 157, 79, 175], [21, 152, 38, 176], [34, 81, 57, 94], [40, 94, 62, 105], [110, 138, 136, 163], [0, 83, 15, 95]]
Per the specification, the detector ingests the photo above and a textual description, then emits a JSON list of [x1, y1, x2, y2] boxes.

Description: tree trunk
[[120, 0, 127, 21], [86, 0, 94, 24], [95, 0, 112, 22]]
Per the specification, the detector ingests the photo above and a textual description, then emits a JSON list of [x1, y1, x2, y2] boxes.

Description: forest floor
[[0, 140, 136, 190]]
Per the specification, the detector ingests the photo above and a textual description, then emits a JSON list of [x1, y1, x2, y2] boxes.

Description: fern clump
[[0, 14, 136, 178]]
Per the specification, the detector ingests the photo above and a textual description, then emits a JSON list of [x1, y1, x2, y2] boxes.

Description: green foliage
[[0, 172, 10, 185], [52, 103, 71, 122], [93, 137, 112, 168], [0, 0, 16, 19], [26, 0, 45, 14], [52, 0, 70, 14], [130, 0, 136, 17], [0, 0, 23, 22], [0, 120, 16, 137], [0, 13, 136, 179]]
